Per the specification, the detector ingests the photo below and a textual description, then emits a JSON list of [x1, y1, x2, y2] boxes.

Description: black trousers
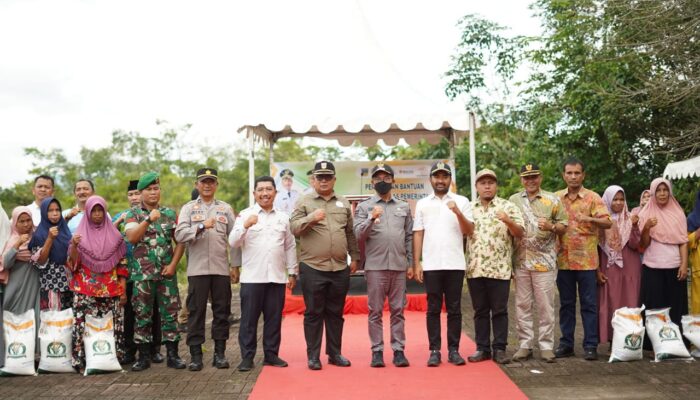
[[467, 277, 510, 352], [238, 282, 285, 360], [186, 275, 231, 346], [423, 270, 465, 351], [300, 262, 350, 359], [124, 280, 161, 355]]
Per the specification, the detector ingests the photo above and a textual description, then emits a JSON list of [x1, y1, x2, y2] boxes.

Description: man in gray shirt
[[354, 163, 413, 368], [175, 168, 237, 371]]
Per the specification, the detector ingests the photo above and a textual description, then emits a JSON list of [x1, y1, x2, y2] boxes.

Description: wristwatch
[[288, 274, 297, 278], [198, 223, 205, 231]]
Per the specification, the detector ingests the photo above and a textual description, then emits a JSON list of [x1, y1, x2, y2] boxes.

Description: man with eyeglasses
[[354, 163, 413, 368], [175, 168, 238, 371], [290, 160, 360, 370]]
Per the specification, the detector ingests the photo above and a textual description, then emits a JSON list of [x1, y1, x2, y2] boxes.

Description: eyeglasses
[[372, 177, 393, 184], [315, 174, 334, 181]]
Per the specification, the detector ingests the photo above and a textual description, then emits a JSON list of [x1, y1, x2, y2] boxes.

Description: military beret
[[137, 171, 159, 191], [127, 179, 139, 191]]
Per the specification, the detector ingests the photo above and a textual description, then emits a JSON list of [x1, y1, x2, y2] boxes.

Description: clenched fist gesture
[[149, 209, 161, 223], [244, 215, 259, 229]]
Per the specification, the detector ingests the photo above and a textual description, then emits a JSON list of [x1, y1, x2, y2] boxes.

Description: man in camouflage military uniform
[[175, 168, 238, 371], [124, 172, 186, 371], [112, 179, 163, 365]]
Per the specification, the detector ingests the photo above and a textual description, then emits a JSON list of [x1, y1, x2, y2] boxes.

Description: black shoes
[[307, 358, 322, 370], [467, 350, 491, 363], [213, 340, 230, 369], [131, 344, 152, 371], [448, 350, 466, 365], [427, 350, 441, 367], [237, 358, 254, 372], [554, 346, 574, 358], [188, 345, 204, 371], [370, 351, 385, 368], [165, 341, 186, 369], [392, 351, 409, 367], [263, 355, 288, 367], [493, 349, 510, 364], [328, 354, 351, 367], [584, 347, 598, 361], [151, 345, 165, 364]]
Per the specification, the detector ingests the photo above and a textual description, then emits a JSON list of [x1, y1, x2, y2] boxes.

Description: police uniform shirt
[[174, 198, 239, 276]]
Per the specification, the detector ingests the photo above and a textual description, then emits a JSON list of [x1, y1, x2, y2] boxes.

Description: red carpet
[[249, 311, 527, 400], [282, 288, 430, 315]]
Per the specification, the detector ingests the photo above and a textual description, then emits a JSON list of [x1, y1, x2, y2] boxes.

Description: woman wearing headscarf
[[596, 186, 643, 343], [1, 207, 41, 342], [0, 202, 12, 367], [67, 196, 128, 371], [687, 189, 700, 314], [638, 178, 689, 330], [630, 190, 651, 215], [28, 197, 73, 311]]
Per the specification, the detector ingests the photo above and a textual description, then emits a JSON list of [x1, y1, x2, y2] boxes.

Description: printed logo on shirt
[[335, 201, 344, 208], [216, 215, 228, 224]]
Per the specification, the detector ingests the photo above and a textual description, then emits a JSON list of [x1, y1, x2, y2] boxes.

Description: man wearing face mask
[[354, 163, 413, 368]]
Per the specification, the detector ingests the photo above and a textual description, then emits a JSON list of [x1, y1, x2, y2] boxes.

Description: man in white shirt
[[26, 175, 55, 226], [413, 161, 474, 367], [230, 175, 297, 372]]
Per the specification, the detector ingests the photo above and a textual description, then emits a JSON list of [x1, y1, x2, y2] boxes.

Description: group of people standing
[[1, 155, 699, 375]]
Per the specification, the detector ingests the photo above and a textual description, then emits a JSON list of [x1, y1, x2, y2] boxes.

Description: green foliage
[[443, 1, 700, 210]]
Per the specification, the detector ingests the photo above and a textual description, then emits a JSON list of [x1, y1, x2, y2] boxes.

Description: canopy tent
[[663, 155, 700, 180], [238, 112, 478, 205]]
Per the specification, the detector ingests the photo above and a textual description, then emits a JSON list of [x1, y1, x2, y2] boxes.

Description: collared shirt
[[62, 209, 85, 234], [290, 192, 360, 272], [175, 198, 237, 277], [27, 202, 41, 226], [556, 187, 611, 271], [509, 190, 568, 272], [467, 196, 524, 280], [354, 195, 413, 271], [413, 191, 473, 271], [229, 204, 297, 284], [273, 189, 300, 215], [124, 204, 177, 281]]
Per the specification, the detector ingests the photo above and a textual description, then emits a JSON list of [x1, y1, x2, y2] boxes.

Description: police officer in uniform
[[273, 169, 300, 214], [124, 172, 187, 371], [175, 168, 238, 371]]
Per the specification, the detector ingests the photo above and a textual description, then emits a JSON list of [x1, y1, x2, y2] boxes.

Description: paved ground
[[1, 286, 699, 399]]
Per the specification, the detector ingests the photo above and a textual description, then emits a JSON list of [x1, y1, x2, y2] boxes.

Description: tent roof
[[663, 155, 700, 179], [238, 112, 472, 146]]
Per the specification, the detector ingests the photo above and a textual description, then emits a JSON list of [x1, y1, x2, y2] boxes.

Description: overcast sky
[[0, 0, 541, 187]]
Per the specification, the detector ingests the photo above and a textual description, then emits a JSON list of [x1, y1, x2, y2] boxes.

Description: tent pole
[[247, 127, 255, 207], [269, 138, 275, 175], [449, 130, 456, 188], [469, 111, 477, 201]]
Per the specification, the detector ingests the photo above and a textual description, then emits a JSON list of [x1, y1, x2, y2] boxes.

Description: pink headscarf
[[71, 195, 126, 273], [630, 189, 650, 215], [637, 178, 688, 245], [0, 206, 34, 284], [599, 186, 632, 268]]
